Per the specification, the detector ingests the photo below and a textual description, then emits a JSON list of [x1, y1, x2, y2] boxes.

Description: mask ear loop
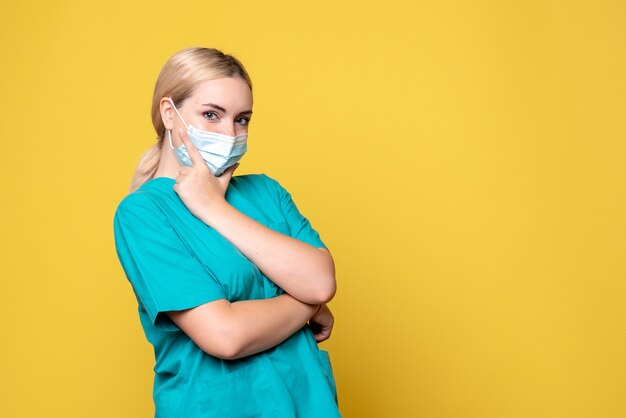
[[167, 97, 190, 128], [166, 97, 189, 150], [167, 130, 177, 149]]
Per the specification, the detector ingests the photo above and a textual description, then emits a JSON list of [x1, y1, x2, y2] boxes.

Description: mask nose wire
[[167, 97, 189, 130]]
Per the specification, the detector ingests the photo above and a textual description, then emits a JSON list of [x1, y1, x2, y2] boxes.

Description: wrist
[[198, 197, 230, 226], [314, 303, 323, 316]]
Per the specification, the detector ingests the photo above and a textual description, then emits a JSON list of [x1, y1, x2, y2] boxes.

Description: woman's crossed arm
[[167, 296, 329, 360]]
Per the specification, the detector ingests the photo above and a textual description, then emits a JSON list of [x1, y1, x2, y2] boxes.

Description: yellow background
[[1, 1, 625, 417]]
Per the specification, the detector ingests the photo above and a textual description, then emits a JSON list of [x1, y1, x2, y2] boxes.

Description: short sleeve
[[113, 194, 227, 331], [266, 175, 327, 249]]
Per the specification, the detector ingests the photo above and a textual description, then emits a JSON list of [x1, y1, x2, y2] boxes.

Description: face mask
[[166, 98, 248, 176]]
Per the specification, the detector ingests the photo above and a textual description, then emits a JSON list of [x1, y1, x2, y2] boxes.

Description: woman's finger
[[314, 327, 331, 342], [178, 129, 206, 170]]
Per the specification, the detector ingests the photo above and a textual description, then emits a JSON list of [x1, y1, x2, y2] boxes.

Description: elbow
[[197, 318, 244, 360], [322, 279, 337, 303], [310, 276, 337, 304], [290, 277, 336, 305], [211, 343, 242, 361], [169, 301, 247, 360], [198, 337, 238, 361], [207, 333, 240, 360], [311, 251, 337, 304]]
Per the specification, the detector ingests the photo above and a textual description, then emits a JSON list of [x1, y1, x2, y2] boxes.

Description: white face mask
[[167, 98, 248, 176]]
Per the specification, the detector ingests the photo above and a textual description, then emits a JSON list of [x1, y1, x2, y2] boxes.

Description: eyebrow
[[202, 103, 253, 115]]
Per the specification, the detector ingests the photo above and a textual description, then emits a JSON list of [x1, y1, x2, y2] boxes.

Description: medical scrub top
[[113, 174, 340, 418]]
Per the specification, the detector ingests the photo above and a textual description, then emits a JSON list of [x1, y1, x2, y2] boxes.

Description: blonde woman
[[113, 47, 340, 417]]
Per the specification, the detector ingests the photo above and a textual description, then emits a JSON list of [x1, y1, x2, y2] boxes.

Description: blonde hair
[[129, 47, 252, 192]]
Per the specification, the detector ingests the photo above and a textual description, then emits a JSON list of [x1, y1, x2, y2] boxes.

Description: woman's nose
[[217, 121, 236, 137]]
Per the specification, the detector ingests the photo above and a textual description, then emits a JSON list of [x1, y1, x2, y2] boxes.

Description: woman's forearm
[[167, 295, 319, 360], [228, 294, 319, 358], [197, 200, 336, 304]]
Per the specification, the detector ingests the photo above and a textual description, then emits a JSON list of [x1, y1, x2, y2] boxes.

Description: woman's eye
[[203, 112, 218, 120], [236, 117, 250, 126]]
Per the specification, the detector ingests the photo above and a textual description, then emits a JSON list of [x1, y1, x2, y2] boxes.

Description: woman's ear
[[160, 97, 175, 130]]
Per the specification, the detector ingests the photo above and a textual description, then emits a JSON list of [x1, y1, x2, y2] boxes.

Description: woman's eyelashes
[[201, 111, 250, 127], [202, 111, 219, 121], [236, 116, 250, 126]]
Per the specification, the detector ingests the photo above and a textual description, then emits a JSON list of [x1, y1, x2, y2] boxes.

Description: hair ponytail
[[129, 142, 162, 193]]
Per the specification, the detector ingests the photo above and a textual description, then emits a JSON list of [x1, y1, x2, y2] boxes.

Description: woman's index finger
[[178, 129, 206, 168]]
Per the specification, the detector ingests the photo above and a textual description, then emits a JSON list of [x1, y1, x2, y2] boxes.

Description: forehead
[[187, 77, 252, 110]]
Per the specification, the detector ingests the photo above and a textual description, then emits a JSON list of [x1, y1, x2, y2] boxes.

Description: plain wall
[[1, 1, 625, 417]]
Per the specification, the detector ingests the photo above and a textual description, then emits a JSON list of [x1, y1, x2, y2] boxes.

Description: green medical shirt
[[113, 174, 340, 418]]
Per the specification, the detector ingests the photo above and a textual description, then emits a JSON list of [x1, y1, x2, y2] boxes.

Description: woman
[[113, 47, 340, 417]]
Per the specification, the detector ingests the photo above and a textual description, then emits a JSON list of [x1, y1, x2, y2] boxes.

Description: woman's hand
[[173, 129, 238, 224], [309, 304, 334, 343]]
